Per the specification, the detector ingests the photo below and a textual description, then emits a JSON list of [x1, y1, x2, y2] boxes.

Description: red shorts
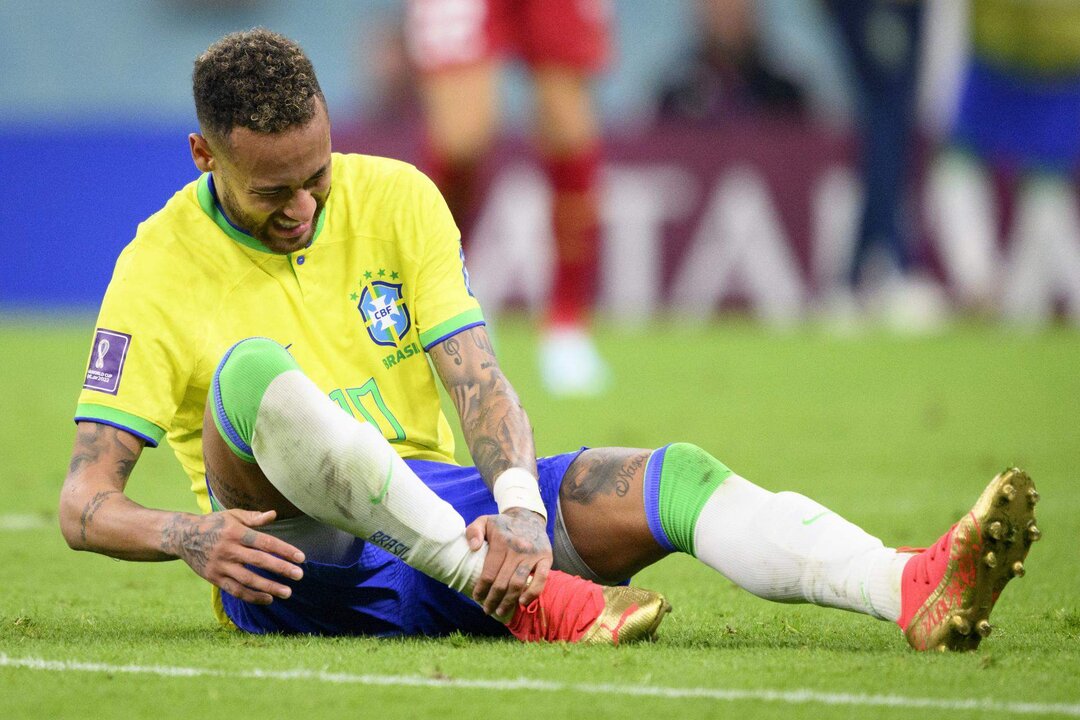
[[406, 0, 611, 74]]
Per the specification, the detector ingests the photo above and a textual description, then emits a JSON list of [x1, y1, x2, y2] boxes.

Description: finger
[[235, 509, 277, 527], [239, 547, 304, 582], [232, 565, 293, 601], [238, 526, 306, 565], [518, 556, 551, 607], [465, 516, 488, 551], [217, 575, 274, 605], [484, 554, 522, 616], [496, 560, 536, 618], [473, 542, 505, 604]]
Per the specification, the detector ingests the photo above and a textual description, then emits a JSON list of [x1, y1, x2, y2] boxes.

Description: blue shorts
[[220, 449, 585, 637], [953, 57, 1080, 173]]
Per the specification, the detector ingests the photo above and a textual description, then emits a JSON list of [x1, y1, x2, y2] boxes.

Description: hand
[[466, 508, 552, 618], [161, 509, 306, 605]]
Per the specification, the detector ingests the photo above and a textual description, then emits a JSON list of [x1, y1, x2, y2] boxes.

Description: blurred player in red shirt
[[406, 0, 612, 396]]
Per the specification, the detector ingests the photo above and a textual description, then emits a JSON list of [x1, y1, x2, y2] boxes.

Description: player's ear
[[189, 133, 216, 173]]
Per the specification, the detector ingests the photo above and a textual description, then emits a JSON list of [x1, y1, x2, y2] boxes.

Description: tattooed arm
[[60, 421, 303, 604], [59, 421, 168, 559], [429, 326, 537, 482], [429, 326, 551, 616]]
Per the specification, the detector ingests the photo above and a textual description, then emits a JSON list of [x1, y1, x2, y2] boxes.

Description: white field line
[[0, 514, 50, 531], [2, 654, 1079, 716]]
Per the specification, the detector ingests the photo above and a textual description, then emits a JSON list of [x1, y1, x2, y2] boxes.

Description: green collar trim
[[196, 173, 327, 254]]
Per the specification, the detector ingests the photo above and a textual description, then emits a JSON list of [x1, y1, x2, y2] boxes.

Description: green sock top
[[658, 443, 734, 556]]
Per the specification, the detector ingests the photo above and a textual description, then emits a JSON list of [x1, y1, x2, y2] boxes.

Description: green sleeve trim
[[74, 404, 167, 447], [419, 308, 485, 350]]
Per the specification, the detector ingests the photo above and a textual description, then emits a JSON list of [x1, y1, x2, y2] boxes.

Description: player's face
[[199, 101, 333, 254]]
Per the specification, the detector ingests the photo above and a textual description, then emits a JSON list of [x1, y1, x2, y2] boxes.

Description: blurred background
[[3, 0, 1080, 328], [3, 6, 1078, 695]]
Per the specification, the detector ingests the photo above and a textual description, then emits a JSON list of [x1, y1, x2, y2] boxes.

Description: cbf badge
[[358, 280, 411, 347], [83, 328, 131, 395]]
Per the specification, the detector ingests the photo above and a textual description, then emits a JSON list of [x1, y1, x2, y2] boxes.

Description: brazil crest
[[358, 281, 411, 347]]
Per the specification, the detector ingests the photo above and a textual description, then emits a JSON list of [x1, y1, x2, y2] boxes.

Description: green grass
[[2, 313, 1079, 719]]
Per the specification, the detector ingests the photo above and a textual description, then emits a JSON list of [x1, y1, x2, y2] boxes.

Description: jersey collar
[[196, 173, 326, 254]]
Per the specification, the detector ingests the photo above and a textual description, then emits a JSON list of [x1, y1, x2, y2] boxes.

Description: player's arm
[[428, 325, 552, 617], [60, 421, 304, 604]]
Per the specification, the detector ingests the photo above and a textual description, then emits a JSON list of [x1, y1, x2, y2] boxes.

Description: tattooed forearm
[[160, 513, 226, 574], [470, 435, 513, 481], [449, 382, 482, 422], [563, 450, 648, 504], [432, 327, 536, 487], [79, 490, 121, 543], [461, 375, 532, 484]]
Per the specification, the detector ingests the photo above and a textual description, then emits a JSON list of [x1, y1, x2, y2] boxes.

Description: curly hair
[[193, 28, 324, 140]]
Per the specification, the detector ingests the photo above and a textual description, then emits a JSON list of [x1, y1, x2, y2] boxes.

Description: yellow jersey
[[972, 0, 1080, 76], [76, 152, 483, 513]]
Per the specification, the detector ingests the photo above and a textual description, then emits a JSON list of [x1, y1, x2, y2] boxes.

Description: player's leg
[[523, 0, 611, 395], [927, 57, 1010, 313], [528, 66, 611, 395], [1003, 172, 1080, 322], [532, 65, 602, 323], [995, 65, 1080, 322], [205, 337, 482, 595], [830, 0, 921, 287], [205, 337, 670, 643], [415, 62, 499, 225], [928, 150, 999, 310], [406, 0, 502, 225], [559, 444, 1039, 650]]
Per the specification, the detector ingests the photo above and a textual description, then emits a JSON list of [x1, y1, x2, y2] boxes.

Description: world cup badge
[[83, 329, 131, 395]]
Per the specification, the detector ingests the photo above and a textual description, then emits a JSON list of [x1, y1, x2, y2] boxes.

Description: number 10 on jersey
[[328, 378, 405, 442]]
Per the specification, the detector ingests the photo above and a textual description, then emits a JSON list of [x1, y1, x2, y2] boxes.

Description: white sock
[[928, 153, 999, 307], [1002, 177, 1080, 324], [250, 369, 484, 596], [693, 475, 906, 621]]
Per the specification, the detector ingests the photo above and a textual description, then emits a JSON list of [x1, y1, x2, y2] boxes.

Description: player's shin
[[212, 338, 483, 596], [646, 443, 905, 620]]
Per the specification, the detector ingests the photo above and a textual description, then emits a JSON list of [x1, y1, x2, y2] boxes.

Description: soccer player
[[928, 0, 1080, 320], [405, 0, 611, 396], [62, 29, 1038, 651]]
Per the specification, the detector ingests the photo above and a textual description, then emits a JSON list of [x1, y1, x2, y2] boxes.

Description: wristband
[[493, 467, 547, 520]]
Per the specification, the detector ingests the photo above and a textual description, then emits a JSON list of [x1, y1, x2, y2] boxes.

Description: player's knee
[[218, 337, 292, 378], [215, 337, 299, 396], [211, 337, 300, 460], [661, 443, 733, 488]]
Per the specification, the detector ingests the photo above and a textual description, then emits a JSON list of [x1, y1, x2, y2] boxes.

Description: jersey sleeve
[[74, 243, 198, 447], [409, 172, 486, 350]]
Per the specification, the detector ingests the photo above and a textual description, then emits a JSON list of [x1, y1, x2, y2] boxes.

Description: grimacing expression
[[199, 101, 333, 254]]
